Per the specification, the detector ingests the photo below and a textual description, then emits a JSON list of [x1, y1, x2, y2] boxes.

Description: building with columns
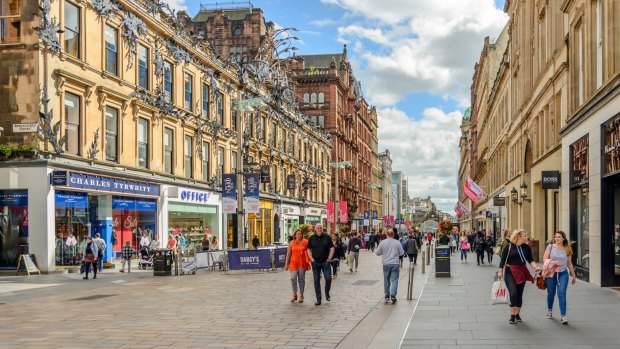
[[290, 46, 375, 225], [379, 150, 393, 221], [462, 0, 620, 287], [0, 0, 330, 271]]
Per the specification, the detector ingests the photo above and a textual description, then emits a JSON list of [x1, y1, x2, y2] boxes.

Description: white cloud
[[165, 0, 187, 11], [378, 107, 462, 212], [310, 18, 339, 27], [321, 0, 508, 107]]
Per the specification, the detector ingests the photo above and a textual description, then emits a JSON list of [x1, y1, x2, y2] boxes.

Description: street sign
[[493, 196, 506, 206], [13, 123, 38, 133]]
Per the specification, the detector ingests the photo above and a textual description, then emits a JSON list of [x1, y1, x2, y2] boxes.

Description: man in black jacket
[[307, 224, 334, 306]]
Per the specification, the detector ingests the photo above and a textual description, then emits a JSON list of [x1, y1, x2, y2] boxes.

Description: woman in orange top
[[285, 229, 311, 303]]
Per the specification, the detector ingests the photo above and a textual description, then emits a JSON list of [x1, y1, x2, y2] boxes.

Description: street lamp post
[[329, 161, 352, 233]]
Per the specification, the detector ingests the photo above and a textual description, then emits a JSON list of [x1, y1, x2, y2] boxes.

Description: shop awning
[[168, 202, 217, 214]]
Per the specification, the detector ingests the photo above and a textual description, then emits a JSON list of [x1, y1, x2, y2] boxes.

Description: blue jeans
[[546, 270, 569, 316], [383, 264, 400, 298], [311, 261, 332, 301], [460, 249, 467, 261]]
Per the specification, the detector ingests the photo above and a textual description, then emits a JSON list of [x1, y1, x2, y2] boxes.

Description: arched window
[[303, 93, 309, 105], [311, 93, 317, 105], [318, 93, 324, 107]]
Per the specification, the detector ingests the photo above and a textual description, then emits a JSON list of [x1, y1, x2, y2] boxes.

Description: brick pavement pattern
[[400, 251, 620, 349], [3, 245, 620, 349]]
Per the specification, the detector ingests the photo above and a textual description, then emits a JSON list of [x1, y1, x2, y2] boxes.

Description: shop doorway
[[602, 174, 620, 286]]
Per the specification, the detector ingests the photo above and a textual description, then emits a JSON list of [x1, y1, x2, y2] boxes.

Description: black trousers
[[311, 261, 332, 301], [486, 250, 493, 263], [504, 268, 526, 308], [476, 250, 485, 264], [407, 253, 417, 264]]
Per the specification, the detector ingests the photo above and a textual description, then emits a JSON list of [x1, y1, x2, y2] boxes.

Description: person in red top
[[284, 229, 311, 303]]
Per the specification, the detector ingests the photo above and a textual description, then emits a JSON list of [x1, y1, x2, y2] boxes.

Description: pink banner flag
[[454, 204, 463, 217], [339, 201, 348, 224], [326, 202, 335, 224], [457, 202, 471, 215], [389, 216, 395, 227], [466, 177, 485, 198], [463, 181, 479, 203], [383, 216, 388, 226]]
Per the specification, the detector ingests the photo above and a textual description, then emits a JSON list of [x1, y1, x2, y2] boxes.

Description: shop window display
[[0, 189, 28, 268], [55, 192, 89, 266], [112, 197, 157, 252], [168, 203, 218, 250]]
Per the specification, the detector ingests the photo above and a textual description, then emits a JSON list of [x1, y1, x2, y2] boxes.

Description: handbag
[[491, 244, 510, 305], [536, 273, 546, 290]]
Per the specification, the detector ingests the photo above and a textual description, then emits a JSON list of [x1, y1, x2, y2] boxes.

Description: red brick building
[[177, 3, 274, 62], [289, 47, 375, 221]]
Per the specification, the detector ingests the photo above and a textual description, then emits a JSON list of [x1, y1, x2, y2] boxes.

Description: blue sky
[[174, 0, 509, 212]]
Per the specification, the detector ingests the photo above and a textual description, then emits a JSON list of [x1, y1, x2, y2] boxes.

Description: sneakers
[[384, 296, 390, 303], [350, 267, 353, 272], [390, 296, 397, 304], [509, 315, 516, 324], [546, 310, 553, 319], [561, 316, 568, 324], [515, 314, 522, 322]]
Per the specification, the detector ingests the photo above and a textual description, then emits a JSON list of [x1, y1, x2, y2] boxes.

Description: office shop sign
[[170, 188, 214, 205], [54, 171, 160, 196]]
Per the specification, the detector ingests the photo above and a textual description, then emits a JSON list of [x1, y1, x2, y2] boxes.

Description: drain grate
[[70, 294, 118, 301], [352, 280, 378, 286]]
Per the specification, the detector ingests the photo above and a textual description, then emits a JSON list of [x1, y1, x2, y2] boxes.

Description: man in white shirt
[[375, 228, 404, 304], [93, 232, 107, 273]]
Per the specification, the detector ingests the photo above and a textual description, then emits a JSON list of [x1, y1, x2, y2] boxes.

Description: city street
[[2, 246, 619, 348]]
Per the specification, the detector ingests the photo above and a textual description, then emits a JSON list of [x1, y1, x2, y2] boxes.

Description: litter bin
[[153, 249, 173, 276], [435, 246, 450, 277]]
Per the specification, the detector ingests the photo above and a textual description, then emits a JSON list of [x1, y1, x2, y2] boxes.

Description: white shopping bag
[[491, 279, 509, 305]]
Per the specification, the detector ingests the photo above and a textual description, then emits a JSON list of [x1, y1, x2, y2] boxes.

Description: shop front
[[600, 114, 620, 286], [163, 186, 221, 251], [305, 206, 322, 227], [0, 189, 28, 269], [281, 203, 300, 241], [52, 171, 160, 267], [568, 136, 590, 282], [247, 199, 274, 246]]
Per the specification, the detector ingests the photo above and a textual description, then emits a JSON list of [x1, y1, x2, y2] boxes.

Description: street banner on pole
[[383, 215, 388, 226], [339, 201, 348, 224], [373, 211, 378, 220], [326, 202, 335, 224], [222, 174, 237, 214], [260, 165, 270, 183], [363, 211, 370, 226], [244, 173, 260, 214], [389, 216, 395, 227]]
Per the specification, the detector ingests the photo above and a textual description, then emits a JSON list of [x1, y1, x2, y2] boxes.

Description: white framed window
[[105, 106, 118, 162], [64, 1, 80, 58], [137, 118, 149, 168], [0, 0, 21, 44], [105, 25, 118, 75], [184, 135, 193, 178], [164, 128, 174, 174]]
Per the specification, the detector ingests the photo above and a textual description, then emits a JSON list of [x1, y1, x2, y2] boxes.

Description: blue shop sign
[[179, 190, 210, 203], [64, 172, 160, 196]]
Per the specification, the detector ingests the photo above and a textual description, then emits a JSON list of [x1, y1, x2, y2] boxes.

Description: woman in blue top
[[543, 231, 576, 324]]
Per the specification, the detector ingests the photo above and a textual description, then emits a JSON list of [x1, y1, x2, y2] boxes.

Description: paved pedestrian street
[[1, 247, 620, 349]]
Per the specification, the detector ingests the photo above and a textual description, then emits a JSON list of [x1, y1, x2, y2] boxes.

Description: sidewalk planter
[[0, 144, 11, 161]]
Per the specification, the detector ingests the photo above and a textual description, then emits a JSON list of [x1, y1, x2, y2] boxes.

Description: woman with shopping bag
[[497, 229, 542, 324]]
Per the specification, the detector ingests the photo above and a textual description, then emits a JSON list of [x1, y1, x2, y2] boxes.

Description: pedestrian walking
[[371, 232, 379, 251], [93, 232, 106, 273], [459, 232, 469, 263], [252, 235, 260, 250], [405, 233, 418, 264], [82, 236, 98, 280], [496, 229, 511, 256], [449, 236, 457, 254], [542, 231, 576, 324], [498, 229, 542, 324], [467, 232, 475, 252], [375, 228, 404, 304], [330, 233, 345, 278], [307, 224, 335, 306], [119, 240, 135, 273], [485, 234, 495, 265], [364, 231, 371, 250], [348, 232, 363, 272], [475, 231, 487, 265], [284, 229, 311, 303]]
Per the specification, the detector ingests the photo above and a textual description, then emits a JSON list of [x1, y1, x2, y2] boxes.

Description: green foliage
[[298, 224, 313, 238], [0, 144, 11, 158]]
